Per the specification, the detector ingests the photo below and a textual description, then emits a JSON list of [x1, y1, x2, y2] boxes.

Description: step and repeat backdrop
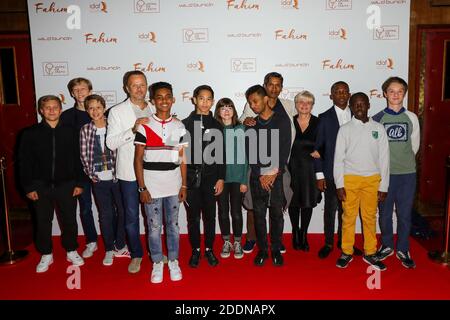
[[27, 0, 410, 235]]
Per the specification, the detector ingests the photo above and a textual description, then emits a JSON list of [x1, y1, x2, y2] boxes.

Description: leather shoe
[[189, 249, 200, 268], [271, 250, 284, 266], [254, 250, 268, 266], [205, 250, 219, 267], [318, 245, 333, 259]]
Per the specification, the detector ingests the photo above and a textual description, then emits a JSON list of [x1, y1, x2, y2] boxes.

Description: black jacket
[[182, 111, 225, 186], [18, 120, 86, 194]]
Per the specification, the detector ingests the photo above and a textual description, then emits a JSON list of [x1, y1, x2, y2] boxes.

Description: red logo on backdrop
[[133, 62, 166, 72], [369, 89, 383, 99], [84, 32, 118, 44], [275, 29, 307, 40], [34, 2, 67, 13], [89, 1, 108, 13], [322, 59, 354, 70], [376, 58, 394, 70], [138, 32, 157, 43], [227, 0, 260, 10], [280, 0, 299, 9], [329, 28, 347, 40], [187, 61, 205, 72]]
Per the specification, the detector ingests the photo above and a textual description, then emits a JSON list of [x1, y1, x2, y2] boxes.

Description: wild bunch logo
[[369, 89, 383, 99], [94, 91, 117, 105], [373, 25, 399, 40], [227, 32, 262, 39], [329, 28, 347, 40], [187, 61, 205, 72], [178, 1, 214, 8], [227, 0, 260, 10], [134, 0, 160, 13], [370, 0, 406, 4], [89, 2, 108, 13], [280, 87, 304, 100], [85, 32, 117, 44], [280, 0, 299, 9], [86, 65, 120, 71], [138, 32, 157, 43], [275, 29, 307, 40], [326, 0, 352, 10], [37, 36, 72, 41], [183, 28, 209, 43], [34, 2, 67, 13], [42, 62, 69, 76], [274, 62, 309, 68], [322, 59, 354, 70], [133, 62, 166, 72], [231, 58, 257, 72], [376, 58, 394, 70]]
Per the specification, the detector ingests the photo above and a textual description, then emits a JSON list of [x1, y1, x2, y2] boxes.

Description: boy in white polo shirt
[[333, 92, 390, 271], [134, 82, 187, 283]]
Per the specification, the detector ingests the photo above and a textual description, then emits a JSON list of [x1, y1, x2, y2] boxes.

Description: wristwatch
[[138, 186, 147, 193]]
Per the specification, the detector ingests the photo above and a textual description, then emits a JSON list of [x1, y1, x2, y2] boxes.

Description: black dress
[[288, 114, 321, 209]]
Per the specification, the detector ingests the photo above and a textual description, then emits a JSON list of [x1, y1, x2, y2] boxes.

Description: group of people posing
[[18, 71, 420, 284]]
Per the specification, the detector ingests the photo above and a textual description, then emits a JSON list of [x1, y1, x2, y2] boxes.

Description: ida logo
[[376, 58, 394, 70], [85, 32, 117, 44], [42, 62, 69, 76], [369, 89, 383, 99], [227, 0, 260, 10], [187, 61, 205, 72], [385, 123, 408, 141], [329, 28, 347, 40], [280, 0, 299, 9], [231, 58, 256, 72], [326, 0, 352, 10], [134, 0, 160, 13], [138, 32, 157, 43], [58, 93, 67, 104], [94, 91, 117, 105], [373, 25, 400, 40], [34, 2, 67, 13], [275, 29, 307, 40], [280, 87, 304, 100], [89, 2, 108, 13], [183, 28, 209, 43], [322, 58, 354, 70], [133, 62, 166, 72]]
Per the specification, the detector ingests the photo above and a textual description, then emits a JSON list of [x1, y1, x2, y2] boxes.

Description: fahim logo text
[[275, 29, 307, 40], [34, 2, 67, 13], [181, 91, 192, 102], [183, 28, 209, 43], [134, 0, 160, 13], [326, 0, 352, 10], [133, 62, 166, 72], [322, 59, 354, 70], [231, 58, 256, 72], [42, 62, 69, 76], [85, 32, 117, 44], [227, 0, 260, 10]]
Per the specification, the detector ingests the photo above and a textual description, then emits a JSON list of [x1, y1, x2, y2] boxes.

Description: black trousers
[[218, 182, 243, 239], [323, 178, 343, 246], [185, 174, 217, 250], [33, 182, 79, 254], [250, 174, 284, 253]]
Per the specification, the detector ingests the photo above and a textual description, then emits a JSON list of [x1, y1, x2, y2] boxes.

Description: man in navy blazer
[[314, 81, 362, 259]]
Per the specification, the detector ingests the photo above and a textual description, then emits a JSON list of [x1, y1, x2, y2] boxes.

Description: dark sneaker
[[363, 254, 387, 271], [254, 250, 268, 266], [243, 240, 256, 254], [205, 250, 219, 267], [271, 250, 284, 266], [336, 253, 353, 268], [189, 249, 200, 268], [318, 245, 333, 259], [396, 251, 416, 269], [280, 243, 287, 254], [376, 245, 394, 261]]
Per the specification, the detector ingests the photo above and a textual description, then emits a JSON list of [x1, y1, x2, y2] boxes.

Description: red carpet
[[0, 234, 449, 300]]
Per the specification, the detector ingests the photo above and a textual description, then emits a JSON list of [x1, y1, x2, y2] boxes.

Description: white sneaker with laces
[[151, 261, 164, 283], [113, 245, 130, 258], [82, 242, 98, 258], [67, 251, 85, 266], [36, 254, 53, 273], [103, 251, 114, 266], [168, 259, 182, 281]]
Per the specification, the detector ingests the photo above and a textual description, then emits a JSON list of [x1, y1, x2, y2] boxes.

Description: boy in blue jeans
[[373, 77, 420, 269]]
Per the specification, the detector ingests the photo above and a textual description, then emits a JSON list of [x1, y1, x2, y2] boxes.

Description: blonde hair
[[294, 90, 315, 105]]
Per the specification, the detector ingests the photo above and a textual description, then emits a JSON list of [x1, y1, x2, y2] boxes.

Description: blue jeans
[[92, 180, 126, 251], [144, 195, 180, 263], [119, 180, 143, 258], [79, 181, 98, 243], [379, 173, 416, 253]]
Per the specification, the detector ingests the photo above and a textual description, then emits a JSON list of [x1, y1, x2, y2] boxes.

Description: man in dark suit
[[314, 81, 363, 259]]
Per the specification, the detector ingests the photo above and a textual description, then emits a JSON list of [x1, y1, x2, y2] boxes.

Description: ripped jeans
[[144, 195, 180, 263]]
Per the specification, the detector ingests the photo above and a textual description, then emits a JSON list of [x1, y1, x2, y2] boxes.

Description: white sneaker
[[168, 259, 182, 281], [103, 251, 114, 266], [82, 242, 98, 258], [151, 261, 164, 284], [113, 245, 130, 258], [67, 251, 85, 266], [36, 254, 53, 273]]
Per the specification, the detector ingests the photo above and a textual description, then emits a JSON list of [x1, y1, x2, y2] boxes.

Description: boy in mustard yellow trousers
[[333, 92, 390, 271]]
